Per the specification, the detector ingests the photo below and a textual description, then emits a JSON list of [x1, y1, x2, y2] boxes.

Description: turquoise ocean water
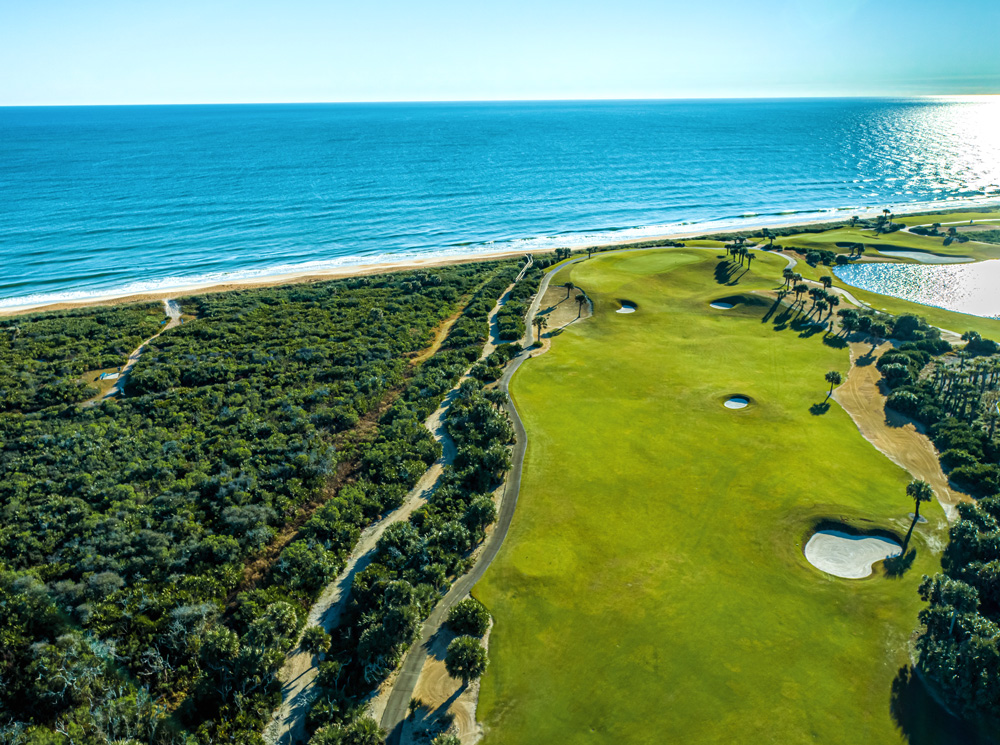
[[2, 98, 998, 308]]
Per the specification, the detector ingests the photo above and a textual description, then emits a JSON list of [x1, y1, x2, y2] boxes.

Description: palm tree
[[576, 293, 588, 317], [850, 215, 859, 228], [906, 480, 933, 521], [827, 294, 840, 318], [782, 267, 794, 288], [793, 283, 808, 304], [445, 636, 488, 687], [840, 313, 859, 336], [533, 315, 548, 343], [825, 370, 842, 398], [820, 275, 833, 289], [814, 299, 828, 319], [587, 247, 594, 259], [565, 281, 575, 299], [745, 251, 756, 268]]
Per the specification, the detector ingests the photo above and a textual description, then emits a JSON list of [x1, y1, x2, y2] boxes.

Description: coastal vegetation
[[0, 259, 528, 743], [0, 304, 165, 411]]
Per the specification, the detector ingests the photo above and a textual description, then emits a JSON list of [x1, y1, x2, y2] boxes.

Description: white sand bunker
[[804, 530, 901, 579], [616, 302, 636, 314], [724, 396, 749, 409], [710, 302, 734, 309]]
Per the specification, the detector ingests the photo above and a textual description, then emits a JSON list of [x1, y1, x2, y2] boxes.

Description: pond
[[834, 259, 1000, 318]]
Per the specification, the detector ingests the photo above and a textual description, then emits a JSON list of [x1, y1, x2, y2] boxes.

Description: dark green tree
[[447, 598, 491, 637], [907, 479, 933, 521], [825, 370, 842, 398], [445, 635, 488, 686]]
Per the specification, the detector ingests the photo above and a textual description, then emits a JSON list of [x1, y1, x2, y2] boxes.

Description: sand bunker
[[804, 530, 901, 579], [724, 396, 749, 409], [616, 301, 637, 314], [710, 302, 734, 309]]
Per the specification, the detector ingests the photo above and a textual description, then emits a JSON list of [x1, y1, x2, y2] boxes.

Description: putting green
[[476, 248, 949, 744]]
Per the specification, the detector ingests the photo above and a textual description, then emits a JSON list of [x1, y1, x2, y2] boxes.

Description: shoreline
[[3, 201, 998, 317]]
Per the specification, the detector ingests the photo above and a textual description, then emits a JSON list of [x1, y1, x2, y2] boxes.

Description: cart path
[[263, 260, 531, 745], [378, 257, 574, 743]]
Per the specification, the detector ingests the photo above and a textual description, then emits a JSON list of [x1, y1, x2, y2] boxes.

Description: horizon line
[[2, 93, 999, 108]]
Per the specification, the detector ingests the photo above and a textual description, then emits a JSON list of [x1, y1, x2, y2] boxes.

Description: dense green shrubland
[[0, 304, 165, 411], [0, 259, 533, 743], [306, 377, 514, 735]]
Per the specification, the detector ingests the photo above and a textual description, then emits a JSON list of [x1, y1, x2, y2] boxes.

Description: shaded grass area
[[475, 248, 966, 744]]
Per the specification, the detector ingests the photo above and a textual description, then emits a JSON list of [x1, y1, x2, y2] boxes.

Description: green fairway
[[475, 248, 951, 744], [779, 223, 1000, 262]]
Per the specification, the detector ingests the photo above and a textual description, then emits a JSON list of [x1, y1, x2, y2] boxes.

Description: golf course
[[474, 247, 959, 744]]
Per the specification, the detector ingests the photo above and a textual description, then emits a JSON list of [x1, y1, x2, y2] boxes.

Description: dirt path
[[832, 340, 970, 522], [264, 263, 530, 745], [82, 299, 182, 406], [401, 626, 493, 745], [262, 399, 452, 745]]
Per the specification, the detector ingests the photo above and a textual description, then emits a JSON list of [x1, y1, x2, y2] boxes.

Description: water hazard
[[834, 259, 1000, 318]]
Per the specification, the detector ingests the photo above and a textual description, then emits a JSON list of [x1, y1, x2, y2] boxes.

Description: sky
[[1, 0, 998, 105]]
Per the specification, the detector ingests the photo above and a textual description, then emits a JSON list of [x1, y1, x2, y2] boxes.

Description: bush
[[949, 463, 1000, 497], [447, 598, 491, 637], [445, 635, 488, 683]]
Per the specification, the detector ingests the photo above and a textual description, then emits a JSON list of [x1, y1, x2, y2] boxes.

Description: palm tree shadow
[[855, 348, 877, 367], [714, 261, 738, 285], [810, 401, 831, 415], [761, 297, 784, 324], [884, 549, 916, 577]]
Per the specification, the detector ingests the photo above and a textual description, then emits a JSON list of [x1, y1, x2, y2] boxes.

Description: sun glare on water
[[835, 259, 1000, 319]]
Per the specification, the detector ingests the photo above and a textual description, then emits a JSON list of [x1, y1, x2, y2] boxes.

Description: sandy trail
[[263, 400, 451, 745], [264, 262, 530, 745], [82, 299, 182, 405], [832, 340, 970, 522], [401, 627, 492, 745]]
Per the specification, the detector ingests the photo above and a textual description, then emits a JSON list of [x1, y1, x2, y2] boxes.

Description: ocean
[[2, 98, 999, 308]]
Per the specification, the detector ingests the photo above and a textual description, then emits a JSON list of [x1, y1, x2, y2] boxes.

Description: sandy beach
[[1, 205, 993, 317]]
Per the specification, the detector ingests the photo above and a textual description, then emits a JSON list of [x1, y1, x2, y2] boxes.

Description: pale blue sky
[[1, 0, 997, 105]]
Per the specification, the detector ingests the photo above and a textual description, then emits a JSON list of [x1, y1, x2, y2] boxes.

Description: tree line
[[851, 311, 1000, 724]]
